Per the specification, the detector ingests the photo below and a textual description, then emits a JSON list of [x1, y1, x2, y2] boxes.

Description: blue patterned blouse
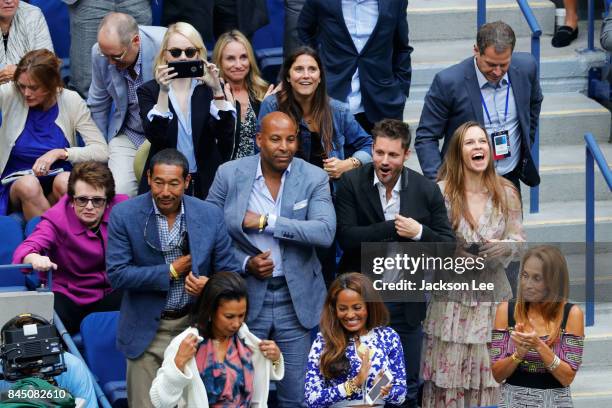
[[305, 326, 406, 407]]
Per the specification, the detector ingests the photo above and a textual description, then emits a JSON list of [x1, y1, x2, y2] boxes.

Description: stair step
[[407, 0, 555, 42], [409, 21, 607, 99], [403, 92, 611, 146], [572, 365, 612, 408]]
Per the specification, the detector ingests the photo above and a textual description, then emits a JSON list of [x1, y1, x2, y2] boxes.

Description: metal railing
[[477, 0, 542, 213], [0, 263, 112, 408], [584, 133, 612, 327]]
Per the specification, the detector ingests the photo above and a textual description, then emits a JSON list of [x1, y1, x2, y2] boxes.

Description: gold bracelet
[[350, 157, 361, 168], [510, 352, 523, 364], [258, 214, 266, 233], [169, 264, 179, 280]]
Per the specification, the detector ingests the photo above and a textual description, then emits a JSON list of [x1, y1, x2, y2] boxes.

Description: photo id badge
[[491, 130, 511, 160]]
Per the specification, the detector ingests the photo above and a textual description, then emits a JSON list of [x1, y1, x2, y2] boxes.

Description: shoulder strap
[[561, 302, 574, 330], [507, 301, 516, 328]]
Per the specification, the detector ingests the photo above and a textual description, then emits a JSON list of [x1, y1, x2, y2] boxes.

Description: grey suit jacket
[[87, 25, 166, 141], [206, 155, 336, 329]]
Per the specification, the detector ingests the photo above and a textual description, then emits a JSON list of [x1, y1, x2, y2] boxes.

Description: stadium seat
[[80, 312, 127, 408], [0, 216, 26, 290], [25, 216, 42, 237], [256, 47, 284, 85]]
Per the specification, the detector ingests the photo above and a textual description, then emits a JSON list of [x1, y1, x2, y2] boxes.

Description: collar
[[473, 57, 509, 89], [373, 171, 401, 194], [151, 197, 185, 218], [256, 158, 292, 181]]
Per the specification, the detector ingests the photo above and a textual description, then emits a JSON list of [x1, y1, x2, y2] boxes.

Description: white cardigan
[[150, 324, 285, 408], [0, 83, 108, 174]]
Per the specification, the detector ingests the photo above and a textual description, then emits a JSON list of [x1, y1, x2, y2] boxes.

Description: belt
[[267, 276, 287, 291], [160, 305, 191, 320]]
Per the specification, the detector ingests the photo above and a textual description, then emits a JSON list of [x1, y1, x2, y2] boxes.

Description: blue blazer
[[206, 155, 336, 330], [87, 26, 166, 141], [106, 193, 242, 359], [414, 54, 543, 186], [298, 0, 412, 123]]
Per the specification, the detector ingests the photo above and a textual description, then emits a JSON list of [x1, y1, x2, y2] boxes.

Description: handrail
[[584, 133, 612, 327], [476, 0, 542, 213]]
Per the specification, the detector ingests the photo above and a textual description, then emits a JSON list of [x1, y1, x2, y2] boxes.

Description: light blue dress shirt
[[168, 80, 198, 173], [244, 159, 291, 277], [342, 0, 379, 114], [474, 58, 520, 176]]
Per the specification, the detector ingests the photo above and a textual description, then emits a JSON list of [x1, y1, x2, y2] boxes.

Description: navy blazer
[[414, 53, 543, 186], [106, 193, 242, 359], [298, 0, 412, 123], [137, 79, 235, 198], [206, 155, 336, 330]]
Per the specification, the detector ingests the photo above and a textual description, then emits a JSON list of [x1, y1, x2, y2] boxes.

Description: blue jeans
[[248, 277, 311, 408], [386, 302, 423, 408]]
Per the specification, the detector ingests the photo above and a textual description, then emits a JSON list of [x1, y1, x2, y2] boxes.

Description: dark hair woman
[[305, 273, 406, 407], [150, 272, 284, 408], [0, 49, 108, 220], [258, 46, 372, 181], [490, 245, 584, 407], [12, 161, 126, 334]]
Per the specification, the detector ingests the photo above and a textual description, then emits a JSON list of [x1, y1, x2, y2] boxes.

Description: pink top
[[12, 194, 128, 305]]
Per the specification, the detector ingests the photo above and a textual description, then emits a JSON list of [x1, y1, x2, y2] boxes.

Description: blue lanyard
[[479, 79, 511, 126]]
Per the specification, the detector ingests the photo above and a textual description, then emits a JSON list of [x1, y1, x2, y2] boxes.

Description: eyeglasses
[[166, 47, 198, 58], [73, 196, 107, 208], [98, 35, 136, 62], [143, 210, 189, 254]]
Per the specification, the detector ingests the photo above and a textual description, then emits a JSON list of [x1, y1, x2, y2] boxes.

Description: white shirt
[[373, 172, 422, 240], [243, 160, 291, 277]]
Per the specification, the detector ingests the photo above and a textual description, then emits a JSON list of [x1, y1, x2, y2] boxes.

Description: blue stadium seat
[[0, 216, 26, 290], [80, 312, 127, 408], [25, 216, 42, 237], [256, 47, 284, 84]]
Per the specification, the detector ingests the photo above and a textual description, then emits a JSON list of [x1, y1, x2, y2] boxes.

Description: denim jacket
[[258, 95, 372, 165]]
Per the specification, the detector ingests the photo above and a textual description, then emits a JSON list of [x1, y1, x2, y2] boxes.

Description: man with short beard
[[206, 111, 336, 406], [335, 118, 454, 408]]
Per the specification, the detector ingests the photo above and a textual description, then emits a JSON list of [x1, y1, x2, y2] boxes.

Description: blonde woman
[[213, 30, 278, 159], [137, 22, 235, 199]]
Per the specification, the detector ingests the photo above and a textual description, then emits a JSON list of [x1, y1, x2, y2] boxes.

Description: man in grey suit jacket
[[415, 21, 542, 191], [207, 111, 336, 407], [88, 12, 165, 197]]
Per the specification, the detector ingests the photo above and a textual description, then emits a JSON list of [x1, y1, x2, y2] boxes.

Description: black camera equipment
[[0, 313, 66, 381]]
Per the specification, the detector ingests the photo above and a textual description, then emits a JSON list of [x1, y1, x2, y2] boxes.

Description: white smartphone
[[364, 370, 393, 405]]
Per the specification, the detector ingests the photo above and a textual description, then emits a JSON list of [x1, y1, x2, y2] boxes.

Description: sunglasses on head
[[167, 48, 198, 58], [74, 196, 107, 208]]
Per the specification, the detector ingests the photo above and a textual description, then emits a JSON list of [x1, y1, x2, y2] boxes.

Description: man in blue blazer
[[88, 12, 166, 197], [298, 0, 412, 133], [206, 112, 336, 407], [106, 149, 241, 408], [415, 21, 543, 191]]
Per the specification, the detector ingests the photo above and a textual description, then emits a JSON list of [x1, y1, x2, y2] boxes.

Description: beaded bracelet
[[546, 354, 561, 372]]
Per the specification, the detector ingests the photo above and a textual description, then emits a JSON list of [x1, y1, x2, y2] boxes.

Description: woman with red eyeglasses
[[12, 161, 127, 334], [137, 22, 235, 199]]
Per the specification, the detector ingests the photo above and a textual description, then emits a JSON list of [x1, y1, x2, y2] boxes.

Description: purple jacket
[[12, 194, 128, 305]]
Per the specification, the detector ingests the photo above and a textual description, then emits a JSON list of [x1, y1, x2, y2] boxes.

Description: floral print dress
[[421, 182, 525, 408]]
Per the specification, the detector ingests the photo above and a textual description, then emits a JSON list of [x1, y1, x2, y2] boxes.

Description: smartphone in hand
[[365, 370, 393, 405], [168, 60, 204, 78]]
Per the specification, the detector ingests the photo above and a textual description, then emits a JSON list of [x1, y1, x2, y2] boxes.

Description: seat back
[[0, 216, 25, 287], [80, 312, 126, 386], [25, 216, 42, 237]]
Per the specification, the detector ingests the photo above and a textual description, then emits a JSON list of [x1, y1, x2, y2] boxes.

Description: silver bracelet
[[546, 354, 561, 372]]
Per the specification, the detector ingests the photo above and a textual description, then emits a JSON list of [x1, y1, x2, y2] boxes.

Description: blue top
[[305, 326, 407, 407], [0, 103, 71, 215], [168, 79, 198, 173], [258, 95, 372, 166]]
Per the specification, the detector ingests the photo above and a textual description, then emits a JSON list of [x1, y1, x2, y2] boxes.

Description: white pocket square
[[293, 200, 308, 210]]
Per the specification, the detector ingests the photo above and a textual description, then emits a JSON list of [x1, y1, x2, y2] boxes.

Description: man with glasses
[[12, 161, 128, 334], [106, 148, 241, 408], [88, 12, 166, 198]]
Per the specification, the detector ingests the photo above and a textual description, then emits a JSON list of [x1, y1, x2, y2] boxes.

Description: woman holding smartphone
[[305, 273, 406, 407], [137, 22, 235, 199]]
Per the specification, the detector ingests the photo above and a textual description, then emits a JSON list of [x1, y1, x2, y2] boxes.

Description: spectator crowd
[[0, 1, 589, 407]]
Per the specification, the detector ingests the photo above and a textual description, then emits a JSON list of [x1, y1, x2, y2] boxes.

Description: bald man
[[88, 12, 166, 197], [207, 112, 336, 406]]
